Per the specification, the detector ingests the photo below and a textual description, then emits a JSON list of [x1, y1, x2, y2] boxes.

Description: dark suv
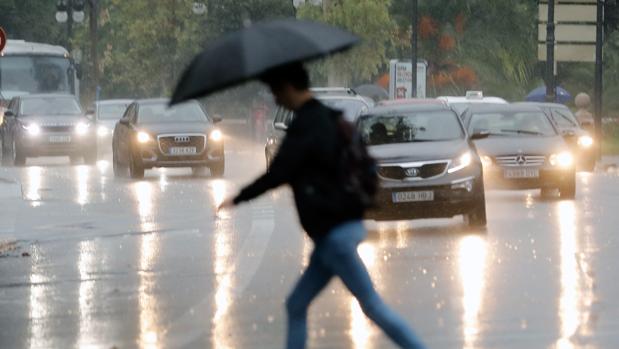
[[1, 94, 96, 166]]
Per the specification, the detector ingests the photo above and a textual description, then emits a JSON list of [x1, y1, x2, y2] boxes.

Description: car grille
[[158, 135, 206, 155], [41, 126, 74, 132], [495, 155, 546, 167], [378, 162, 448, 180]]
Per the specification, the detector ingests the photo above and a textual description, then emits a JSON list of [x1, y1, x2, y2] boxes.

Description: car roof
[[18, 93, 77, 100], [317, 94, 370, 104], [367, 103, 453, 115], [464, 103, 544, 113], [513, 101, 569, 109], [96, 99, 134, 106], [378, 98, 445, 106], [438, 96, 508, 104]]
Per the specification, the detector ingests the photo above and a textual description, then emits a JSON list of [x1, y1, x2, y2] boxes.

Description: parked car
[[461, 104, 576, 199], [112, 99, 224, 179], [89, 99, 133, 156], [515, 102, 595, 172], [265, 88, 372, 170], [358, 104, 487, 226], [438, 91, 508, 117], [0, 94, 96, 166]]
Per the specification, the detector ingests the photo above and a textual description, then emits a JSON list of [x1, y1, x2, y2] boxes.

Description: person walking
[[218, 63, 425, 349]]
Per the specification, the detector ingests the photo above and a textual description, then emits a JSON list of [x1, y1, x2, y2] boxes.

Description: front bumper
[[483, 165, 574, 189], [136, 141, 224, 169], [366, 166, 483, 221], [17, 132, 96, 156]]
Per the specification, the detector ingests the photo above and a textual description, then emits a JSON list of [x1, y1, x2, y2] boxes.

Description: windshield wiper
[[500, 129, 545, 136]]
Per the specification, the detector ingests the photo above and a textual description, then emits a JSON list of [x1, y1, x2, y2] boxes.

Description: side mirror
[[3, 110, 15, 118], [86, 108, 95, 120], [119, 118, 130, 125], [212, 114, 223, 123], [470, 130, 490, 140], [274, 122, 288, 131]]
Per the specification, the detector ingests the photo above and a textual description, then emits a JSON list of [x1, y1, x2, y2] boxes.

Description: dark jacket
[[234, 98, 364, 239]]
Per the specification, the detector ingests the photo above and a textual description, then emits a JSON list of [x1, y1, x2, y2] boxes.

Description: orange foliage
[[376, 73, 390, 89], [454, 66, 477, 87], [419, 16, 438, 39], [438, 34, 456, 51], [455, 13, 466, 34]]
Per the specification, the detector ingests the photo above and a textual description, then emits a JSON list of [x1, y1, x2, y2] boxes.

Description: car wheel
[[465, 194, 487, 228], [559, 175, 576, 199], [210, 160, 225, 178], [129, 151, 144, 179], [12, 141, 26, 167]]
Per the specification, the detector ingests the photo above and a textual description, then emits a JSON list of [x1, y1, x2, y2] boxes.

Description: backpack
[[331, 111, 379, 209]]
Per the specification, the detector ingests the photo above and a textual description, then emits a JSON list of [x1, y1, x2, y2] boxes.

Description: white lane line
[[163, 199, 275, 347]]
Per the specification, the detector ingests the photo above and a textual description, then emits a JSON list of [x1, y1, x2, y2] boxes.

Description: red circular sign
[[0, 27, 6, 53]]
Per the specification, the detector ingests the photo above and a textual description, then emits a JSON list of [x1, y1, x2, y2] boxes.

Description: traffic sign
[[0, 27, 6, 53]]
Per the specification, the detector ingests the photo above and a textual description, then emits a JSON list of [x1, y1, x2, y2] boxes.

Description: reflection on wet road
[[1, 143, 619, 349]]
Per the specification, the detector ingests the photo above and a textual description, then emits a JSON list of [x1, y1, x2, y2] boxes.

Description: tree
[[0, 0, 62, 43], [298, 0, 395, 86]]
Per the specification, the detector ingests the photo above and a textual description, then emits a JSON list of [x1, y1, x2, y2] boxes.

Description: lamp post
[[411, 0, 418, 98]]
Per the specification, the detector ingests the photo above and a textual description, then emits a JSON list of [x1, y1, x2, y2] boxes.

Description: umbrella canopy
[[354, 84, 388, 102], [171, 19, 360, 105], [525, 86, 573, 104]]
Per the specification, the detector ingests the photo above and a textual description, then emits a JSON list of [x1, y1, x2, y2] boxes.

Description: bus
[[0, 39, 80, 104]]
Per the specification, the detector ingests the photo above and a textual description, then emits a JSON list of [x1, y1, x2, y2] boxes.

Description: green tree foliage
[[298, 0, 395, 86], [0, 0, 62, 43]]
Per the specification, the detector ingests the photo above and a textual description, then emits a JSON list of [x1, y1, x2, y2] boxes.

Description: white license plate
[[169, 146, 197, 155], [49, 135, 71, 143], [504, 168, 539, 179], [392, 190, 434, 203]]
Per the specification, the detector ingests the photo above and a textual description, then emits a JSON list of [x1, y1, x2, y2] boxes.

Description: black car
[[516, 102, 595, 171], [0, 94, 96, 166], [462, 104, 576, 199], [265, 89, 372, 169], [112, 99, 224, 179], [358, 104, 487, 226]]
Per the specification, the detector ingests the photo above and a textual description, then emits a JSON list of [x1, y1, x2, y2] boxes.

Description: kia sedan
[[1, 94, 96, 166], [112, 99, 224, 179], [358, 104, 487, 227], [462, 104, 576, 199]]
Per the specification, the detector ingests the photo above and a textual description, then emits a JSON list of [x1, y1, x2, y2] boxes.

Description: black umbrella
[[170, 19, 360, 105]]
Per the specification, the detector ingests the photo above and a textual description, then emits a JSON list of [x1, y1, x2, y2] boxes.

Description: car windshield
[[20, 97, 82, 116], [319, 98, 368, 122], [98, 103, 131, 120], [469, 111, 556, 136], [138, 101, 207, 123], [551, 108, 579, 129], [358, 110, 463, 145]]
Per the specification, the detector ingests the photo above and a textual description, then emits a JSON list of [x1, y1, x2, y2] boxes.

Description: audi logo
[[174, 136, 191, 143]]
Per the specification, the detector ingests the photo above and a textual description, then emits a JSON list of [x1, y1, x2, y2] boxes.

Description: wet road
[[1, 135, 619, 349]]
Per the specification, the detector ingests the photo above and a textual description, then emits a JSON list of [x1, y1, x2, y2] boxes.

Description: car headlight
[[97, 125, 109, 137], [549, 151, 574, 168], [209, 129, 223, 142], [137, 131, 151, 143], [448, 151, 473, 173], [577, 135, 593, 148], [75, 122, 90, 135], [480, 155, 493, 168], [22, 123, 41, 136]]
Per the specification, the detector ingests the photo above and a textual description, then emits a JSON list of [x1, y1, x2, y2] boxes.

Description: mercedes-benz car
[[358, 104, 487, 226], [112, 99, 224, 179], [462, 104, 576, 199], [0, 94, 96, 166], [515, 102, 595, 172], [89, 99, 133, 156]]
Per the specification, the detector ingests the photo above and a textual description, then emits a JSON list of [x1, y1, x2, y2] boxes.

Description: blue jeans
[[285, 220, 426, 349]]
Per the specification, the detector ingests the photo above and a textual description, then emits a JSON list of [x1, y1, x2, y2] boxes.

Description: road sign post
[[546, 0, 556, 102], [594, 0, 604, 160]]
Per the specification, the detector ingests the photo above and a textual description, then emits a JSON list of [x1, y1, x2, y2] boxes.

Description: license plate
[[392, 190, 434, 203], [169, 146, 197, 155], [504, 168, 539, 179], [49, 135, 71, 143]]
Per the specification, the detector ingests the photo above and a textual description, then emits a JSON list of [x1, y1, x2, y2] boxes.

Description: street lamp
[[192, 2, 207, 15]]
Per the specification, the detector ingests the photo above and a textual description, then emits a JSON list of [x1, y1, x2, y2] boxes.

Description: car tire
[[12, 141, 26, 167], [465, 194, 487, 228], [129, 151, 144, 179], [559, 175, 576, 199], [210, 160, 225, 178], [191, 166, 208, 176]]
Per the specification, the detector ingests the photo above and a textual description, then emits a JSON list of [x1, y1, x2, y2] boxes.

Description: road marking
[[163, 199, 275, 347]]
